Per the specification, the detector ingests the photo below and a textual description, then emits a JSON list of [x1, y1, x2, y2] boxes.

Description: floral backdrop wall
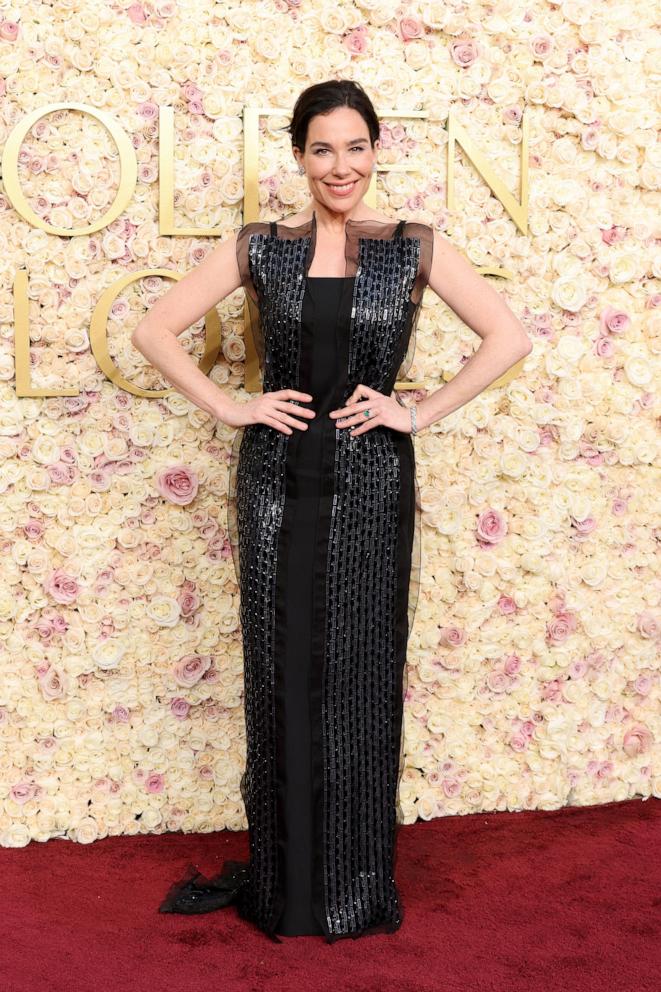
[[0, 0, 659, 848]]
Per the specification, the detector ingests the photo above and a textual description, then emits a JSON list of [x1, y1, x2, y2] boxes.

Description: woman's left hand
[[329, 384, 413, 436]]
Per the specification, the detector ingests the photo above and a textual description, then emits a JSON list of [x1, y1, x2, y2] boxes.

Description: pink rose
[[156, 464, 199, 505], [594, 336, 615, 357], [601, 226, 618, 246], [633, 676, 652, 696], [48, 462, 77, 485], [145, 772, 165, 793], [636, 611, 659, 640], [503, 653, 521, 676], [509, 732, 529, 751], [173, 653, 211, 687], [611, 498, 628, 516], [0, 20, 19, 41], [183, 82, 203, 101], [438, 625, 465, 647], [38, 667, 66, 701], [530, 34, 553, 60], [178, 590, 200, 616], [569, 657, 589, 678], [442, 777, 461, 797], [546, 611, 577, 645], [34, 619, 55, 641], [127, 4, 147, 24], [398, 17, 423, 41], [189, 244, 209, 265], [170, 697, 191, 719], [344, 29, 368, 55], [541, 679, 565, 703], [450, 38, 479, 68], [498, 596, 517, 614], [10, 782, 38, 805], [486, 671, 512, 693], [44, 568, 80, 604], [476, 509, 507, 545], [600, 305, 630, 334], [23, 518, 44, 540]]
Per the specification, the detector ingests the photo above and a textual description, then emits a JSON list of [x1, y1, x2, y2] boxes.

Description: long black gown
[[159, 211, 434, 943]]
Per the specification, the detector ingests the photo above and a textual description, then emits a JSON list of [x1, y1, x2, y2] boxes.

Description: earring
[[372, 162, 377, 172], [298, 164, 305, 175]]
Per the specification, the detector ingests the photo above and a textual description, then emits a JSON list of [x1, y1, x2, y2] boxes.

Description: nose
[[329, 155, 353, 176]]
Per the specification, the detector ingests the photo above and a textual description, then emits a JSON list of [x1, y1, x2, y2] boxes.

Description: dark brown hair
[[287, 79, 380, 153]]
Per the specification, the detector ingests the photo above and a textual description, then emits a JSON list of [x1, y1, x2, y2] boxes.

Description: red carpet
[[1, 797, 658, 992]]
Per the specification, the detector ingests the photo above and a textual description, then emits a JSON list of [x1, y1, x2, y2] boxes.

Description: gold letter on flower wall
[[2, 102, 137, 236], [4, 103, 529, 398], [14, 268, 221, 398]]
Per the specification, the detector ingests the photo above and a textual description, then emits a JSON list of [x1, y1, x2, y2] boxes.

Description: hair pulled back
[[287, 78, 380, 153]]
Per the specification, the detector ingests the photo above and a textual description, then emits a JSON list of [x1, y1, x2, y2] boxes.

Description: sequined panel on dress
[[347, 233, 421, 394], [323, 428, 402, 934], [246, 232, 309, 392], [233, 424, 288, 932]]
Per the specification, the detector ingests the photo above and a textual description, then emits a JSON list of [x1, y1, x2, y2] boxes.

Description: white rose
[[557, 334, 586, 363], [551, 275, 587, 312], [31, 434, 60, 466], [580, 558, 609, 588], [1, 823, 31, 847], [609, 253, 638, 284], [145, 595, 181, 627], [91, 639, 126, 671], [634, 439, 657, 464], [623, 356, 652, 387], [73, 817, 99, 844], [499, 448, 528, 479]]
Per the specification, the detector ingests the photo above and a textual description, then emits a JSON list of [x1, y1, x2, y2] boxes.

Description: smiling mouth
[[325, 180, 357, 192]]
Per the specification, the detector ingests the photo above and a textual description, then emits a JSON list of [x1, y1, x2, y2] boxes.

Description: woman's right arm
[[130, 232, 243, 425]]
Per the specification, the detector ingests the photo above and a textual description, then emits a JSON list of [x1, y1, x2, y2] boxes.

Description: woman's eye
[[314, 147, 365, 154]]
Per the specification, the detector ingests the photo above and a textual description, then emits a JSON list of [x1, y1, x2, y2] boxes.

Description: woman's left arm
[[415, 229, 533, 431]]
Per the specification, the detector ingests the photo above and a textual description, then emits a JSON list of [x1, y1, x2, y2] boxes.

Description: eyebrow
[[309, 138, 369, 148]]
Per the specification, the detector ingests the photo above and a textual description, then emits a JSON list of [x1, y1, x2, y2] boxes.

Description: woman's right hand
[[223, 389, 316, 435]]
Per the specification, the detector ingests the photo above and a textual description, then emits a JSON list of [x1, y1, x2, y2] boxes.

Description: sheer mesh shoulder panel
[[405, 221, 434, 306], [392, 222, 433, 385]]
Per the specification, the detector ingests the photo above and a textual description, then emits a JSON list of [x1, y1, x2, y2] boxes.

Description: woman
[[133, 79, 532, 944]]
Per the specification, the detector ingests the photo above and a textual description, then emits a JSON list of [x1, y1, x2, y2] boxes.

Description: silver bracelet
[[410, 404, 418, 435]]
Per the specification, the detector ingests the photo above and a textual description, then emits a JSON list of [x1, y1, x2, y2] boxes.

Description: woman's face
[[294, 106, 378, 216]]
